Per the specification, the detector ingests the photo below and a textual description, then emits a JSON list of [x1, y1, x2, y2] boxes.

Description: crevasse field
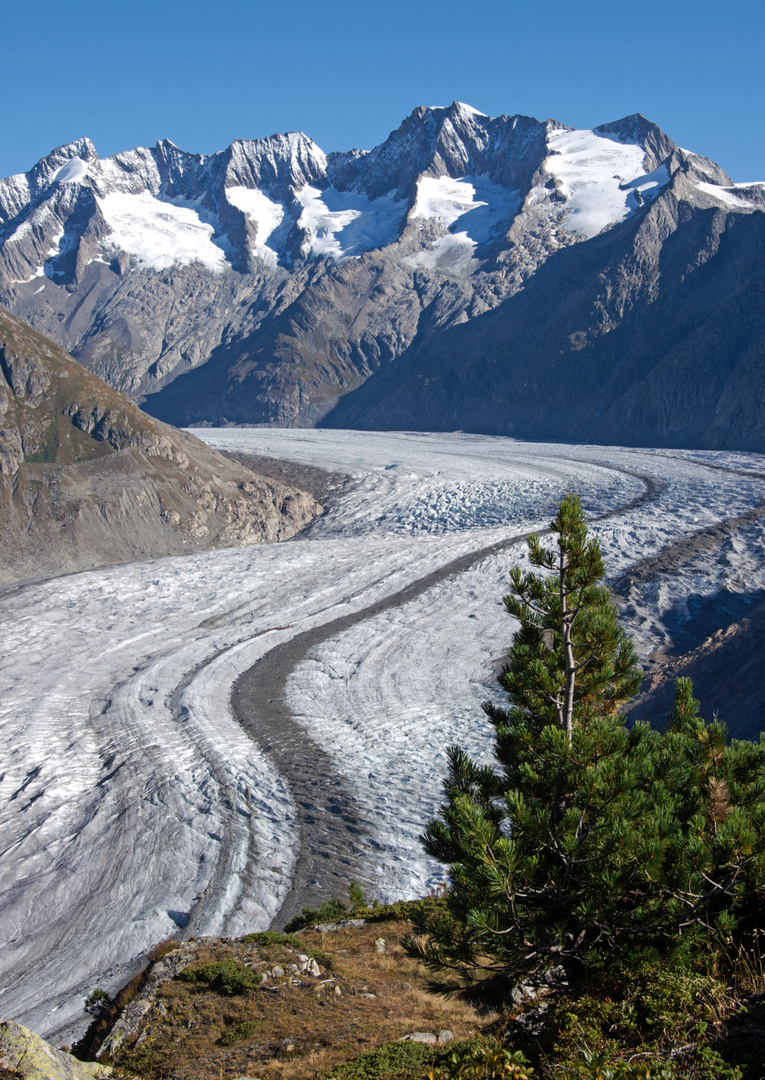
[[1, 430, 764, 1042]]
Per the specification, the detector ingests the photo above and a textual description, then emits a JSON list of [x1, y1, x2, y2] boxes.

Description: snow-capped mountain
[[1, 102, 764, 448]]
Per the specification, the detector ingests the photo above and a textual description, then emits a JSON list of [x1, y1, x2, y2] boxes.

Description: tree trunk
[[560, 554, 575, 744]]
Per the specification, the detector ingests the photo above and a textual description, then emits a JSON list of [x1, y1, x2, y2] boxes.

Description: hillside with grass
[[0, 308, 321, 581], [43, 894, 764, 1080]]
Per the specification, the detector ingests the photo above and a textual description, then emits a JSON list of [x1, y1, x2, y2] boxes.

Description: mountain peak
[[450, 101, 488, 118]]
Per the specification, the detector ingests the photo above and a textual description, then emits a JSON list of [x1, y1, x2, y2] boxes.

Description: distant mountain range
[[1, 102, 764, 449]]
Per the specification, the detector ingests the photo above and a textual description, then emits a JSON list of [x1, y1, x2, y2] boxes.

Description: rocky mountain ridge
[[1, 103, 764, 447], [0, 309, 320, 582]]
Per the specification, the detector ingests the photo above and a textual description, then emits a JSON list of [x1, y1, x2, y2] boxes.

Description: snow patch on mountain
[[53, 157, 89, 185], [296, 186, 407, 261], [546, 128, 670, 238], [407, 232, 481, 274], [454, 102, 487, 118], [225, 185, 285, 263], [407, 176, 521, 272], [41, 227, 65, 278], [98, 191, 229, 271], [695, 181, 763, 210]]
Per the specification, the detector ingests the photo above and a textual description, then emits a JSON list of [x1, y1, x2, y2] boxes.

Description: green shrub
[[558, 1051, 675, 1079], [285, 895, 447, 932], [285, 897, 351, 931], [239, 930, 303, 949], [430, 1037, 533, 1078], [84, 988, 110, 1017], [536, 961, 741, 1080], [178, 960, 261, 995], [219, 1019, 259, 1046], [330, 1038, 436, 1079]]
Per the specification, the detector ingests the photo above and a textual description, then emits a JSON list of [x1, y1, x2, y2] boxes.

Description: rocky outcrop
[[0, 1020, 109, 1080], [1, 103, 764, 448], [0, 309, 321, 582]]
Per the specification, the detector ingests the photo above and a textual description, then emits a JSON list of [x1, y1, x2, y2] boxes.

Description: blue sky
[[2, 0, 764, 181]]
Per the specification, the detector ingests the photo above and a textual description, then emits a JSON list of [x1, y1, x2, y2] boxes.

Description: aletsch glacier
[[1, 429, 765, 1043], [3, 100, 765, 1043]]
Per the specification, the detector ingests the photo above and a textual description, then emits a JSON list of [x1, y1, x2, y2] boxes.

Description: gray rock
[[0, 1018, 111, 1080], [313, 918, 367, 933], [399, 1031, 438, 1045]]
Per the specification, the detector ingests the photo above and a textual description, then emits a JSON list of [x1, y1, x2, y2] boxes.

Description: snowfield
[[545, 127, 671, 237], [1, 430, 764, 1042], [98, 191, 230, 271]]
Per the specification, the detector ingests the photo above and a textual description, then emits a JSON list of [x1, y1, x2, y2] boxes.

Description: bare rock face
[[0, 309, 321, 583], [1, 103, 764, 448], [0, 1019, 109, 1080]]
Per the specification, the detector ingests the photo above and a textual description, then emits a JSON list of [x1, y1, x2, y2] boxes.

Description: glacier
[[1, 430, 764, 1043]]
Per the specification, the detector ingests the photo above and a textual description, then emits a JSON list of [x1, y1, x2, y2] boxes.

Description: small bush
[[84, 988, 110, 1017], [286, 895, 448, 932], [285, 897, 351, 931], [430, 1038, 533, 1079], [558, 1051, 675, 1079], [239, 930, 303, 949], [330, 1038, 436, 1078], [530, 960, 741, 1080], [219, 1019, 259, 1046], [350, 880, 366, 910], [178, 960, 261, 995]]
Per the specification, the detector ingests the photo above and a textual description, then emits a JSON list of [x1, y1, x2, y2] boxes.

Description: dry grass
[[730, 930, 765, 998], [111, 922, 494, 1080]]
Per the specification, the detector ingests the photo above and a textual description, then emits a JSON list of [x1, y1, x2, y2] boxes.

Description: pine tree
[[406, 497, 765, 999], [497, 493, 641, 741]]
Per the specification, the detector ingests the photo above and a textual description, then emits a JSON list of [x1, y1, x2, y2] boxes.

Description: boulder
[[0, 1020, 110, 1080]]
